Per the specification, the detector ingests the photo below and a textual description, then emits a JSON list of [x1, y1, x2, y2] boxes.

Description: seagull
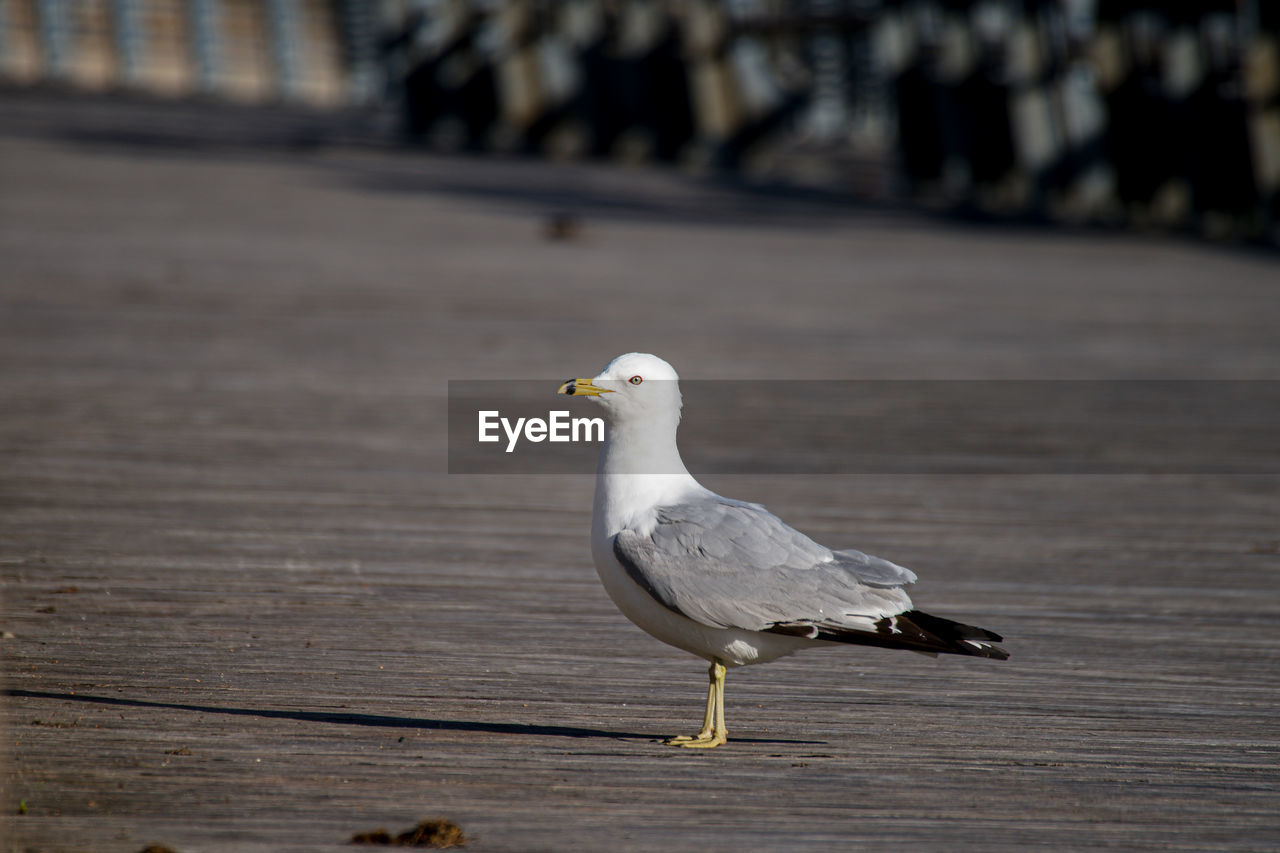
[[557, 352, 1007, 749]]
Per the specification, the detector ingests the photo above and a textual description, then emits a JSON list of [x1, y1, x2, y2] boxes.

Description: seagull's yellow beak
[[557, 378, 614, 397]]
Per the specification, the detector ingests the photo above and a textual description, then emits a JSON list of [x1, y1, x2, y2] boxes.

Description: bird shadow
[[6, 689, 821, 746]]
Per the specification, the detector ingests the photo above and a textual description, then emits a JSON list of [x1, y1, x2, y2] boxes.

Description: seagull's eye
[[628, 375, 643, 385]]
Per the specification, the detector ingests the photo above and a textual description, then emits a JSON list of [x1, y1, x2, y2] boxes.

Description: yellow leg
[[667, 664, 716, 742], [666, 660, 727, 748]]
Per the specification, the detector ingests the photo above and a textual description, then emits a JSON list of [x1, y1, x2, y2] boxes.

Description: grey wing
[[612, 498, 916, 634], [829, 547, 918, 587]]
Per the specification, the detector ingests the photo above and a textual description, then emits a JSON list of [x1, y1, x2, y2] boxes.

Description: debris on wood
[[351, 818, 468, 848], [395, 821, 466, 848], [543, 212, 581, 242]]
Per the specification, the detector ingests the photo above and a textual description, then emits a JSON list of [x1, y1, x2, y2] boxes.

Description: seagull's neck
[[592, 412, 702, 535]]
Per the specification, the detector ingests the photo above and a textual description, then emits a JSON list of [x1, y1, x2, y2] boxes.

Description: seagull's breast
[[584, 424, 815, 667]]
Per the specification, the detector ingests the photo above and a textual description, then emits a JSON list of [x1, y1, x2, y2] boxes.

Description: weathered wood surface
[[2, 93, 1279, 853]]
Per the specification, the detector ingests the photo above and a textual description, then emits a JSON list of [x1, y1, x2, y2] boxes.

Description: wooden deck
[[2, 94, 1279, 852]]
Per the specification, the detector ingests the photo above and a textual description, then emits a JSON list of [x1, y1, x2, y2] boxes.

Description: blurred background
[[1, 0, 1278, 244], [6, 4, 1280, 852]]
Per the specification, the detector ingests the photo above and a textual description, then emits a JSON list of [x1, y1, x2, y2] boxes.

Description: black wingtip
[[897, 610, 1010, 659], [767, 610, 1010, 660]]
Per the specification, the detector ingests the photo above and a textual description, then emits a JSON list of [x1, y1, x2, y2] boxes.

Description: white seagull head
[[557, 352, 683, 425]]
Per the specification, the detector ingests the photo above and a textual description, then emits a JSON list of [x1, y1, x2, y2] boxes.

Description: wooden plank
[[2, 93, 1279, 852]]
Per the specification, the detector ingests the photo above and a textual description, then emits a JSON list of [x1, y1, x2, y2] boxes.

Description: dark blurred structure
[[2, 0, 1277, 244], [379, 2, 803, 171]]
